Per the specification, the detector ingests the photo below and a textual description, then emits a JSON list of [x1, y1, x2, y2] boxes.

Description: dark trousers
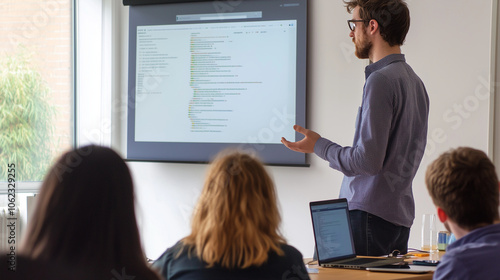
[[349, 210, 410, 256]]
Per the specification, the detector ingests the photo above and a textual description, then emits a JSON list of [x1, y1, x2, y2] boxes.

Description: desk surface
[[306, 252, 443, 280]]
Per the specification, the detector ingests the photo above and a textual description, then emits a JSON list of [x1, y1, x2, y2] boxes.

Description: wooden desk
[[306, 252, 444, 280]]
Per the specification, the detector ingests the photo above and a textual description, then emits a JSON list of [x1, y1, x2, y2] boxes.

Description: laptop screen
[[310, 199, 356, 262]]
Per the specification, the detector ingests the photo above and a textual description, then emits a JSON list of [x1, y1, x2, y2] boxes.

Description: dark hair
[[21, 145, 160, 280], [344, 0, 410, 46], [426, 147, 500, 230]]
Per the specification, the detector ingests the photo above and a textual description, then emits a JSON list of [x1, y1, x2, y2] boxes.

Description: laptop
[[309, 198, 404, 269], [366, 265, 437, 274]]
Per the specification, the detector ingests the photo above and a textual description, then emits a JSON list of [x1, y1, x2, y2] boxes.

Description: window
[[0, 0, 74, 182], [0, 0, 74, 245]]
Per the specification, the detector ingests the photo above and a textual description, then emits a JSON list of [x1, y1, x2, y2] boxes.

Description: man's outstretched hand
[[281, 125, 321, 154]]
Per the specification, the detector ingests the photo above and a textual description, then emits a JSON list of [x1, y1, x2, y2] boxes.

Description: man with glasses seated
[[282, 0, 429, 256]]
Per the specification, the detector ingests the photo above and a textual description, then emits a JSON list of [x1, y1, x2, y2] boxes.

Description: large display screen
[[126, 0, 307, 165]]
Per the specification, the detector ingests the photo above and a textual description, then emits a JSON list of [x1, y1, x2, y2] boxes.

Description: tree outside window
[[0, 0, 73, 182]]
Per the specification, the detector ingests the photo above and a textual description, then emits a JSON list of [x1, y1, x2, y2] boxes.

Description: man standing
[[425, 147, 500, 279], [282, 0, 429, 256]]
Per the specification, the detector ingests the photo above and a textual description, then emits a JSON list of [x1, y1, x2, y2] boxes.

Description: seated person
[[153, 150, 310, 280], [425, 147, 500, 279], [19, 145, 161, 280]]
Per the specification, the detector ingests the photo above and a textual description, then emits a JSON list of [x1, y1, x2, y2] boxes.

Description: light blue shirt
[[434, 223, 500, 280], [314, 54, 429, 227]]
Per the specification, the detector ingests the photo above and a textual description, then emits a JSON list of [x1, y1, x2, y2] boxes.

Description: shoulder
[[152, 241, 188, 276], [371, 60, 425, 95], [279, 244, 304, 259], [434, 249, 468, 280], [267, 244, 307, 269], [364, 68, 395, 99], [367, 57, 419, 84], [366, 70, 391, 86], [435, 234, 500, 279], [154, 241, 183, 262], [270, 244, 310, 280], [363, 71, 394, 107]]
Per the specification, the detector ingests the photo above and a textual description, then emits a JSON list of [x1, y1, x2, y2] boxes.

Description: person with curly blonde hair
[[154, 150, 309, 280]]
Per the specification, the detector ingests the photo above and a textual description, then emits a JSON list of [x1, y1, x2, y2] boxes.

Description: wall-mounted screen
[[126, 0, 307, 166]]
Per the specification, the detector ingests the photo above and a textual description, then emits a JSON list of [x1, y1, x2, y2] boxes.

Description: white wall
[[403, 0, 494, 251], [112, 0, 496, 259]]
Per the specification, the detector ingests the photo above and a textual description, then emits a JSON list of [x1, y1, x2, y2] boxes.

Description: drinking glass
[[421, 214, 438, 252]]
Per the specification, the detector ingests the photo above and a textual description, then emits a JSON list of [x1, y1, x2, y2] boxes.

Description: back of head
[[21, 145, 159, 279], [184, 150, 285, 269], [344, 0, 410, 46], [426, 147, 500, 230]]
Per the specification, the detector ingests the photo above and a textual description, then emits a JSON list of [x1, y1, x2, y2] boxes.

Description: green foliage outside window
[[0, 50, 55, 182]]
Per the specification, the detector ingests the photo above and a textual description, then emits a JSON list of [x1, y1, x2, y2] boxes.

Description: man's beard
[[354, 34, 372, 59]]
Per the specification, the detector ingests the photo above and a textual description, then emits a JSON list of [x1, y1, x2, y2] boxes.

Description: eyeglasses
[[347, 19, 369, 31]]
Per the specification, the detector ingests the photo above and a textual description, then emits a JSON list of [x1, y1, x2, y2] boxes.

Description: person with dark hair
[[153, 150, 310, 280], [426, 147, 500, 279], [282, 0, 429, 256], [16, 145, 161, 280]]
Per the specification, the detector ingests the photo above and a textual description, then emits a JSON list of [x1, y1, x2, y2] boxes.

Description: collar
[[365, 53, 406, 79], [448, 223, 500, 250]]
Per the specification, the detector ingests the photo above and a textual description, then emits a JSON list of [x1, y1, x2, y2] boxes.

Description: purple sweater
[[314, 54, 429, 227], [434, 223, 500, 279]]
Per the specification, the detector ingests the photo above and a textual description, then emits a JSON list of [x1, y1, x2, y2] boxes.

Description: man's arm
[[282, 72, 394, 177], [319, 73, 393, 176]]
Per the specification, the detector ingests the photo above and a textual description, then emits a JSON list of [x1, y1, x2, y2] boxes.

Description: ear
[[368, 19, 379, 35], [437, 207, 448, 223]]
